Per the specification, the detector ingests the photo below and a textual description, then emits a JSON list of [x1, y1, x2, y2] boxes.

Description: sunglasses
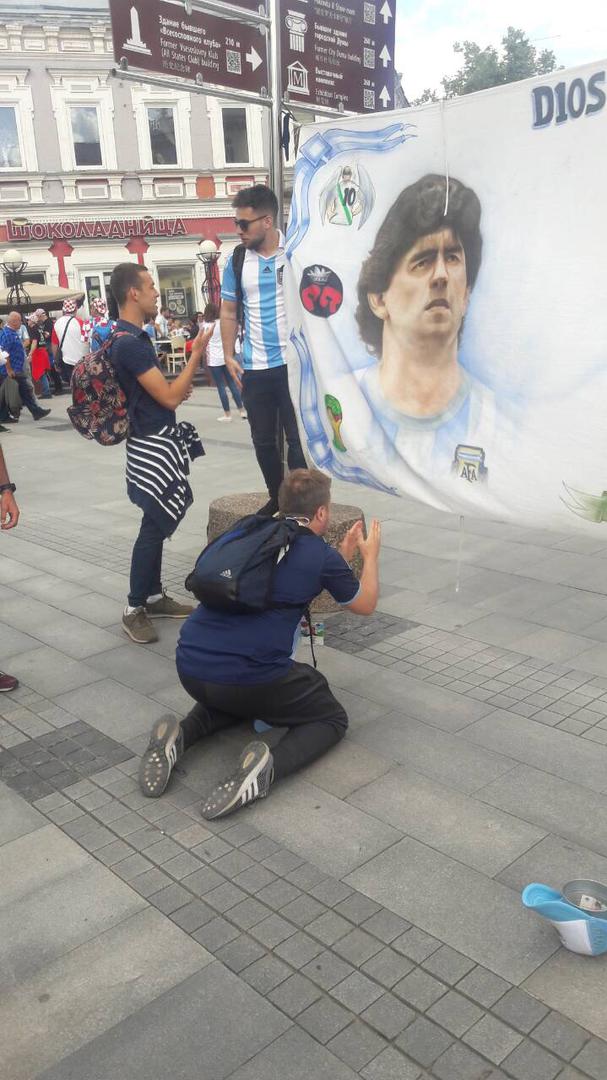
[[233, 214, 267, 231]]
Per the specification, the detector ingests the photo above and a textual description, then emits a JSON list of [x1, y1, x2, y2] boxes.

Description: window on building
[[3, 270, 45, 287], [158, 265, 196, 317], [222, 108, 249, 164], [0, 106, 22, 168], [70, 106, 102, 166], [147, 106, 178, 166]]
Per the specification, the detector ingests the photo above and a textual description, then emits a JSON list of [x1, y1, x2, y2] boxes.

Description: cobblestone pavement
[[2, 391, 607, 1079]]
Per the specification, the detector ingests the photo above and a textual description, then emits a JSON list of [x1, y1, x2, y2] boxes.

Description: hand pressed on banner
[[357, 519, 381, 561], [339, 519, 364, 563]]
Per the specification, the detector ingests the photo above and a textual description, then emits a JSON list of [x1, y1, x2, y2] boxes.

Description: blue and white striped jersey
[[221, 234, 287, 370]]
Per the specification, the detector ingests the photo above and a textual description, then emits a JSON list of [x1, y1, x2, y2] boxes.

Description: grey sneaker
[[139, 715, 184, 797], [146, 590, 194, 618], [122, 606, 158, 644], [200, 741, 274, 820]]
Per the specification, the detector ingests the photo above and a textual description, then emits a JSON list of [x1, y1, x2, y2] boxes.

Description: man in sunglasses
[[221, 185, 307, 515]]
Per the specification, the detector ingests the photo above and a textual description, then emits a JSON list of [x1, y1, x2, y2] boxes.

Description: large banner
[[284, 61, 607, 531]]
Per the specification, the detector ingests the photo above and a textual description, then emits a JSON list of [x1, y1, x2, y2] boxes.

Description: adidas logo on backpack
[[220, 569, 232, 578], [67, 331, 131, 446]]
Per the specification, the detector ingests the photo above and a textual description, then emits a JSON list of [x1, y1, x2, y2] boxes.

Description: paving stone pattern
[[0, 717, 592, 1079], [9, 513, 195, 593], [328, 611, 607, 743], [4, 400, 607, 1077]]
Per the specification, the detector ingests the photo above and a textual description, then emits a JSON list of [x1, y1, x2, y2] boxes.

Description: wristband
[[0, 482, 16, 494]]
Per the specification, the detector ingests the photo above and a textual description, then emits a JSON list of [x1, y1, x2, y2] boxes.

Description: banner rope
[[440, 97, 450, 216]]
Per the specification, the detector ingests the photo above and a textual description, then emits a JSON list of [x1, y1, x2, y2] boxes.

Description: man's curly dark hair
[[356, 174, 482, 356]]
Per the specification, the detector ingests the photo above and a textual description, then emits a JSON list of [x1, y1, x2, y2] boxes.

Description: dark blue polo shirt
[[110, 319, 175, 435], [176, 532, 360, 685]]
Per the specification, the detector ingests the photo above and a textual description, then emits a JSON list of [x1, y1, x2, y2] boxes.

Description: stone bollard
[[206, 492, 365, 613]]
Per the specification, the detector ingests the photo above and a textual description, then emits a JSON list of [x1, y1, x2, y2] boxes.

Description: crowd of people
[[0, 294, 243, 428], [0, 182, 382, 820]]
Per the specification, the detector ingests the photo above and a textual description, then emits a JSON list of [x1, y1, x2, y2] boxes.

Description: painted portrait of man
[[354, 174, 496, 479]]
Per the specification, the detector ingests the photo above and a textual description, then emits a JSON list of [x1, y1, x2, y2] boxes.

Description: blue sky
[[395, 0, 607, 99]]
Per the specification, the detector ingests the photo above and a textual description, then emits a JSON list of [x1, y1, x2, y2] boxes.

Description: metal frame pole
[[267, 0, 283, 222], [265, 0, 288, 482]]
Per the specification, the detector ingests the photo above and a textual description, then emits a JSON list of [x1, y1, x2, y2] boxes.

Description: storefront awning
[[0, 281, 85, 316]]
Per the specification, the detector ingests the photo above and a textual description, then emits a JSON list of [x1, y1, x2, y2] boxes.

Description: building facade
[[0, 1, 272, 314]]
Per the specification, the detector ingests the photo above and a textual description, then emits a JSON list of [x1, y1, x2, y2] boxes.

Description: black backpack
[[185, 514, 304, 613]]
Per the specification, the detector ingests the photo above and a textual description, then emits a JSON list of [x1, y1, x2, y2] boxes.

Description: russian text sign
[[109, 0, 268, 95], [281, 0, 395, 112]]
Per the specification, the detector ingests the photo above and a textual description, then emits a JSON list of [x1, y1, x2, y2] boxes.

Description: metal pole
[[111, 65, 272, 109], [266, 0, 288, 482], [267, 0, 283, 222]]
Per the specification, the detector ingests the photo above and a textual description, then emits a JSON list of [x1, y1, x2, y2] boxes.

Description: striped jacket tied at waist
[[126, 421, 204, 537]]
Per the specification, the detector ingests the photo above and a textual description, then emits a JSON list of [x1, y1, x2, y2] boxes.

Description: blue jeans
[[129, 512, 164, 607], [210, 365, 243, 412]]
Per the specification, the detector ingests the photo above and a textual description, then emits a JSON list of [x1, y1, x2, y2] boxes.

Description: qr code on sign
[[226, 49, 242, 74], [363, 3, 376, 24], [364, 88, 375, 109], [363, 48, 375, 68]]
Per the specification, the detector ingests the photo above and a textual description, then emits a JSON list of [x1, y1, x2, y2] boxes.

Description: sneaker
[[217, 414, 232, 422], [139, 715, 183, 797], [0, 672, 18, 692], [145, 591, 194, 619], [122, 606, 159, 644], [200, 741, 274, 820], [33, 408, 51, 420]]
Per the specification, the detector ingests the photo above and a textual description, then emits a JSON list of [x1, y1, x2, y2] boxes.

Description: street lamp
[[196, 238, 221, 309], [0, 247, 31, 310]]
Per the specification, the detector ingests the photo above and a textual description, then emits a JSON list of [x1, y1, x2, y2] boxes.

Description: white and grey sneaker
[[200, 741, 274, 820], [138, 715, 183, 798]]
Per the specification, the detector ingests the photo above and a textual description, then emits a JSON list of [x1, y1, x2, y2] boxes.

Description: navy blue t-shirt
[[176, 532, 360, 685], [111, 319, 175, 435]]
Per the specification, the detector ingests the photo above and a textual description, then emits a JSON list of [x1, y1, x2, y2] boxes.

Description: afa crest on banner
[[284, 62, 607, 531]]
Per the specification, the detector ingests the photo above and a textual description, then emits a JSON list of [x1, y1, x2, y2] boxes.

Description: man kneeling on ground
[[138, 469, 381, 819]]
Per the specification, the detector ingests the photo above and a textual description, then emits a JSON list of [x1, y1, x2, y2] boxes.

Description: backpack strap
[[231, 243, 246, 340], [106, 329, 143, 434], [57, 314, 75, 356]]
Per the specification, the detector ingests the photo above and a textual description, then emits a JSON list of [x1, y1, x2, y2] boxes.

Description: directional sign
[[280, 0, 396, 113], [109, 0, 268, 95]]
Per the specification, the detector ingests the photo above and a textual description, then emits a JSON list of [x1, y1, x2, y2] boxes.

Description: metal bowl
[[562, 879, 607, 917]]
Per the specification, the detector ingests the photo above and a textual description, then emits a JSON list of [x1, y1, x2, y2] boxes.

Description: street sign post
[[109, 0, 396, 222], [109, 0, 269, 96], [280, 0, 395, 113]]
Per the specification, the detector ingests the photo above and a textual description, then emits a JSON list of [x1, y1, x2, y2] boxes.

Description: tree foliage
[[411, 27, 558, 105]]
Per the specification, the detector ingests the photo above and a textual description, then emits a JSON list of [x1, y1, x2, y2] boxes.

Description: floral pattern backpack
[[68, 331, 132, 446]]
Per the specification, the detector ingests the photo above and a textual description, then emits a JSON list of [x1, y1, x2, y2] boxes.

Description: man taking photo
[[138, 468, 381, 818], [108, 262, 213, 645]]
